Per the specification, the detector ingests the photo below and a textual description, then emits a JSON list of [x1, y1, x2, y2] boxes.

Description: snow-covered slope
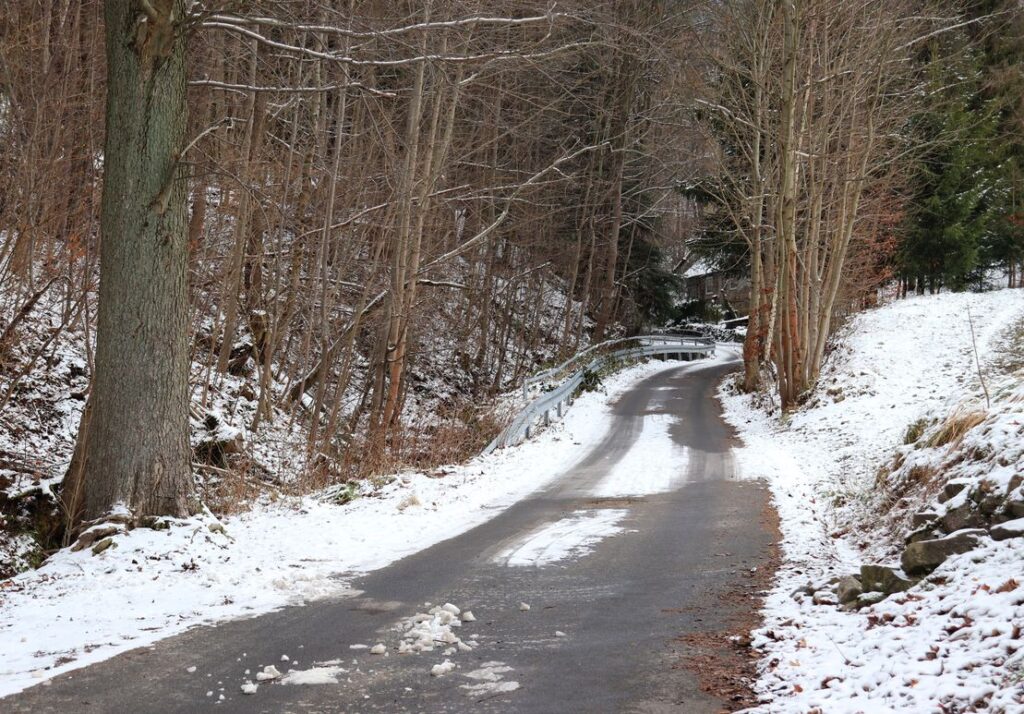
[[722, 289, 1024, 713]]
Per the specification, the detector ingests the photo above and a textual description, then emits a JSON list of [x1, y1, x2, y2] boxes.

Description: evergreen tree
[[967, 0, 1024, 284], [900, 41, 1004, 292]]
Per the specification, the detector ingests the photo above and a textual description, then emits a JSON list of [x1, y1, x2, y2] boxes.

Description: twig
[[966, 306, 990, 410], [825, 633, 852, 666]]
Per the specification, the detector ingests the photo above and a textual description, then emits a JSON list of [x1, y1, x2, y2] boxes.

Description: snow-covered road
[[2, 350, 778, 713], [0, 359, 682, 696]]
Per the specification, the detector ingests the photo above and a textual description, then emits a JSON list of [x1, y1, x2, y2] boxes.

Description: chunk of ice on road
[[460, 610, 476, 622], [398, 607, 470, 655], [186, 665, 197, 673], [255, 665, 281, 681], [518, 602, 531, 611], [555, 631, 566, 637], [280, 654, 290, 661], [369, 643, 386, 655], [441, 603, 460, 616], [431, 659, 456, 677], [240, 681, 258, 695]]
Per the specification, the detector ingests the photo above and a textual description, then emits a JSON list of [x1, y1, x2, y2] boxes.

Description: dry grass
[[903, 418, 929, 445], [394, 404, 505, 472], [196, 395, 510, 514], [196, 457, 284, 514], [926, 410, 987, 449], [905, 462, 939, 487]]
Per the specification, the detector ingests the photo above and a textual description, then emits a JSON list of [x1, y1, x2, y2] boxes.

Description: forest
[[3, 2, 1024, 712]]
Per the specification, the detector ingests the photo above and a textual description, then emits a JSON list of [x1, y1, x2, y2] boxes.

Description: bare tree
[[66, 0, 193, 521]]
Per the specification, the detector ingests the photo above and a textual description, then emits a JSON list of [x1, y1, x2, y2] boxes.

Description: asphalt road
[[4, 356, 778, 713]]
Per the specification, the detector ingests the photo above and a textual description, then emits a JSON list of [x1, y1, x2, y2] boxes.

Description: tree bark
[[70, 0, 192, 521]]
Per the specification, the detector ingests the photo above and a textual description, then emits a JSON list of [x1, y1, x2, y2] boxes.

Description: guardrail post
[[557, 400, 563, 417], [543, 409, 550, 426]]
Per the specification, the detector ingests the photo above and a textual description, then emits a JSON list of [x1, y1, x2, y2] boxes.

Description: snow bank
[[0, 359, 681, 697], [721, 289, 1024, 712]]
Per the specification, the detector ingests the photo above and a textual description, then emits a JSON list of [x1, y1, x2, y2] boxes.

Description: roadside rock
[[901, 529, 986, 576], [940, 502, 986, 533], [860, 564, 915, 595], [71, 525, 120, 552], [812, 590, 839, 606], [937, 480, 969, 504], [1006, 498, 1024, 519], [911, 511, 939, 528], [857, 591, 886, 607], [990, 517, 1024, 542], [905, 525, 941, 545], [835, 576, 862, 605], [91, 537, 115, 555]]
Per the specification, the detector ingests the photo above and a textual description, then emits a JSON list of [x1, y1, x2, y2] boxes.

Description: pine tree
[[967, 0, 1024, 284], [900, 41, 1004, 292]]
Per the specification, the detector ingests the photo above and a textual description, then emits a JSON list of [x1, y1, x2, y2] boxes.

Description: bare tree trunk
[[69, 0, 192, 522]]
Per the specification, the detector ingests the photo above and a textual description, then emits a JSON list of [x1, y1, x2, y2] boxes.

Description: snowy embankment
[[722, 290, 1024, 713], [0, 358, 683, 697]]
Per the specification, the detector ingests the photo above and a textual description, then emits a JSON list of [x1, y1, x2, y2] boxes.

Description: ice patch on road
[[494, 509, 629, 566], [592, 417, 688, 497], [279, 665, 347, 685], [461, 661, 519, 697]]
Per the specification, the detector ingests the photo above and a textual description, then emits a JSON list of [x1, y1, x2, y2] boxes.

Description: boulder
[[194, 415, 244, 467], [91, 537, 115, 555], [990, 517, 1024, 542], [901, 529, 986, 576], [812, 590, 839, 606], [940, 502, 986, 533], [979, 493, 1003, 515], [835, 576, 863, 605], [905, 525, 941, 545], [937, 480, 968, 504], [857, 591, 886, 608], [1006, 498, 1024, 519], [860, 564, 916, 595], [911, 511, 939, 528], [71, 525, 120, 552]]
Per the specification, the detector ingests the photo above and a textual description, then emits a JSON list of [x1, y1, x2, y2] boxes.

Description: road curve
[[3, 355, 778, 713]]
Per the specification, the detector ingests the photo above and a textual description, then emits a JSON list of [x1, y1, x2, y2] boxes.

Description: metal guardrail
[[483, 335, 714, 453]]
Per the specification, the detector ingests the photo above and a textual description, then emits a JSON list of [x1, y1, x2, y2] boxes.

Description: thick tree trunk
[[70, 0, 192, 521]]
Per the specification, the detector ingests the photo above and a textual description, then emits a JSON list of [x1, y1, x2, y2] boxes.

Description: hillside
[[722, 289, 1024, 713]]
